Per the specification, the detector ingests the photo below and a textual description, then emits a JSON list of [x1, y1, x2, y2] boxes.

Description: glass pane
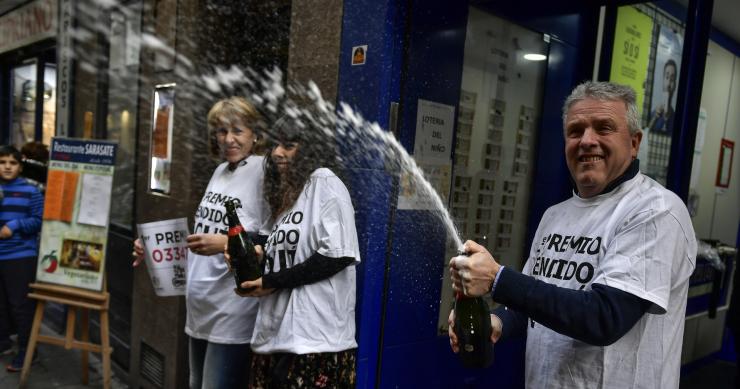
[[626, 3, 687, 187], [440, 7, 548, 332], [42, 64, 57, 145], [107, 3, 143, 228], [11, 62, 38, 149], [451, 7, 547, 264], [643, 21, 681, 186]]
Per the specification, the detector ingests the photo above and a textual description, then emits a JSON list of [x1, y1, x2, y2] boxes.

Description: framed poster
[[37, 138, 118, 291], [647, 25, 683, 134], [149, 83, 175, 195], [716, 139, 734, 189]]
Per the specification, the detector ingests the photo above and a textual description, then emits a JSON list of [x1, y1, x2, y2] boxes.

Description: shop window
[[422, 7, 549, 334], [448, 7, 544, 263], [613, 4, 687, 186], [106, 2, 143, 228], [41, 64, 56, 145], [10, 62, 38, 149]]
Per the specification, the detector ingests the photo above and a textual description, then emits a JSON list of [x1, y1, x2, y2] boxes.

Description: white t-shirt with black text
[[251, 168, 360, 354], [521, 172, 696, 389], [185, 155, 269, 344]]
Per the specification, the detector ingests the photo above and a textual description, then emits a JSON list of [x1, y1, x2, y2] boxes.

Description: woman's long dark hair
[[264, 114, 339, 221]]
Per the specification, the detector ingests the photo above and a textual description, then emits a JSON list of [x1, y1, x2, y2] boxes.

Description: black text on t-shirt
[[193, 192, 242, 234], [530, 233, 601, 289], [265, 211, 303, 273]]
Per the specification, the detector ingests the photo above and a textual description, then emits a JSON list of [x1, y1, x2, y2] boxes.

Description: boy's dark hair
[[0, 145, 23, 162]]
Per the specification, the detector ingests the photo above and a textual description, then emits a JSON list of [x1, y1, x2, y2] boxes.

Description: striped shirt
[[0, 177, 44, 261]]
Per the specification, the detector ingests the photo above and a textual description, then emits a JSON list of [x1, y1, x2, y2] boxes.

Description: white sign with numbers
[[137, 218, 190, 296]]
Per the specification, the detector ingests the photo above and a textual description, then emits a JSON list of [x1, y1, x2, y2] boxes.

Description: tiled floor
[[1, 323, 736, 388], [0, 325, 127, 389]]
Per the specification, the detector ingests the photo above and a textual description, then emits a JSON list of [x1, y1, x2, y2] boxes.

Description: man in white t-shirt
[[449, 81, 697, 389]]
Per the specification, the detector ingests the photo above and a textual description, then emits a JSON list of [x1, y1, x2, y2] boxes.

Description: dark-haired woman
[[240, 115, 359, 388]]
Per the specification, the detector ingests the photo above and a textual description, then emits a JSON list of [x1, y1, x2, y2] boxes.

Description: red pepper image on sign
[[41, 250, 59, 273]]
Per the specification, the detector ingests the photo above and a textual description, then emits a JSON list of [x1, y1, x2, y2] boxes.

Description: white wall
[[693, 41, 740, 245]]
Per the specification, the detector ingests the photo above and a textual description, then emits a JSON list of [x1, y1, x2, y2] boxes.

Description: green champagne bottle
[[224, 199, 262, 292], [453, 249, 494, 368], [454, 292, 494, 368]]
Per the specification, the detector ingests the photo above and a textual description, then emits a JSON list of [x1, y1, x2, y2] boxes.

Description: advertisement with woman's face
[[648, 25, 683, 135]]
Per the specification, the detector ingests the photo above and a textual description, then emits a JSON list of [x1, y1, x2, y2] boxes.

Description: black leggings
[[0, 258, 37, 349]]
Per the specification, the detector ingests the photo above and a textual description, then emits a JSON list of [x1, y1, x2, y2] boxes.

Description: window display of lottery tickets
[[439, 8, 548, 334]]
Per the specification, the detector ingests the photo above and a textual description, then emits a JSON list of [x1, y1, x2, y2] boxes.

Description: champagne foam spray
[[197, 66, 465, 249]]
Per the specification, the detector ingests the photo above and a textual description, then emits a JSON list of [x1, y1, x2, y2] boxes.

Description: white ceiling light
[[523, 53, 547, 61]]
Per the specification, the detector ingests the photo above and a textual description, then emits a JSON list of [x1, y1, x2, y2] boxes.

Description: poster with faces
[[649, 25, 683, 135]]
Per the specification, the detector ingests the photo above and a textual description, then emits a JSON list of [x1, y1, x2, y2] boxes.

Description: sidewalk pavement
[[0, 324, 127, 389]]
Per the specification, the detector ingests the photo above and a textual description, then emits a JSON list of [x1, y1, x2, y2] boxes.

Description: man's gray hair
[[562, 81, 642, 135]]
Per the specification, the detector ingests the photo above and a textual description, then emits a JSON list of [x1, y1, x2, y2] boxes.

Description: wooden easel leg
[[20, 301, 46, 388], [100, 309, 111, 389], [81, 308, 89, 385], [65, 306, 76, 349], [24, 284, 112, 388]]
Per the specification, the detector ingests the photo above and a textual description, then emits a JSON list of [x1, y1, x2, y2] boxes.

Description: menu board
[[37, 138, 117, 291]]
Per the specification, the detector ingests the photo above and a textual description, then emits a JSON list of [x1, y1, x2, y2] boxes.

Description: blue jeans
[[189, 336, 252, 389]]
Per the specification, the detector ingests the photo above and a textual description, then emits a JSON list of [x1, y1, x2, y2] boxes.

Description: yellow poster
[[610, 6, 653, 116]]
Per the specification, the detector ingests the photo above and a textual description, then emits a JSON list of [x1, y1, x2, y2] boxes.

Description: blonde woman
[[134, 97, 269, 388]]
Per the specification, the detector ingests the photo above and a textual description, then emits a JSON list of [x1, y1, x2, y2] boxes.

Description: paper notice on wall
[[412, 99, 455, 164], [77, 174, 113, 227], [137, 218, 190, 296], [398, 99, 455, 210]]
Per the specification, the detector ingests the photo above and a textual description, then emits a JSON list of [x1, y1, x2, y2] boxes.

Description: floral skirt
[[250, 349, 356, 388]]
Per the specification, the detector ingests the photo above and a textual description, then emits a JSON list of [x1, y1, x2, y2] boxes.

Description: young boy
[[0, 145, 44, 372]]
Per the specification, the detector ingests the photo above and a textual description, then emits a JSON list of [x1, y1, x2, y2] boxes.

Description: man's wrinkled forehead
[[563, 98, 628, 131]]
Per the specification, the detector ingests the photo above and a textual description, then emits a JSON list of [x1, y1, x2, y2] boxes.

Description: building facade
[[0, 0, 738, 388]]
